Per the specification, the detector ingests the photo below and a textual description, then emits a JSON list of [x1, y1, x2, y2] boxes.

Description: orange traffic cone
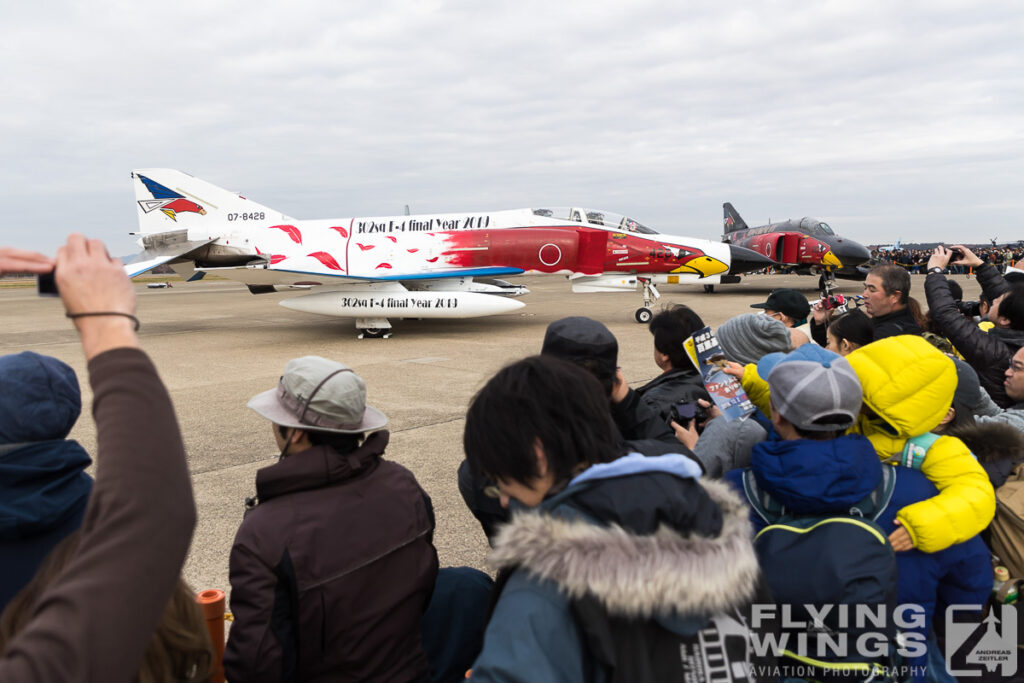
[[197, 589, 227, 683]]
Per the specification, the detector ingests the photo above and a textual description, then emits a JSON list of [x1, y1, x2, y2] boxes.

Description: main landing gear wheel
[[704, 284, 715, 293], [355, 317, 392, 339], [357, 328, 391, 339], [635, 307, 653, 323]]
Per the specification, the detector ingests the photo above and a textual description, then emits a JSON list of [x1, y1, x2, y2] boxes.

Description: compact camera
[[37, 270, 59, 296], [820, 293, 847, 311], [957, 300, 982, 317], [818, 293, 864, 315]]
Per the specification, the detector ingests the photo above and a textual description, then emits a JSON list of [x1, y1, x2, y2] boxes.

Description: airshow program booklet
[[683, 326, 756, 421]]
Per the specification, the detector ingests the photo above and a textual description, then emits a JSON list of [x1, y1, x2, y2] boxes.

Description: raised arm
[[0, 236, 196, 682]]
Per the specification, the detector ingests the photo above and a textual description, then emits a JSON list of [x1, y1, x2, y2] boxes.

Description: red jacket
[[225, 431, 438, 682]]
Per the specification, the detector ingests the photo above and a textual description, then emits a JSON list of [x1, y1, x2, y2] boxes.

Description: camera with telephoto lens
[[668, 400, 709, 433]]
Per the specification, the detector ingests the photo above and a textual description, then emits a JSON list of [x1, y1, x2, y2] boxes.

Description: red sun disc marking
[[539, 243, 562, 266]]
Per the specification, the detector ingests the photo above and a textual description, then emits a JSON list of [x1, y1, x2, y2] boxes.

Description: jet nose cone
[[833, 241, 871, 267], [728, 244, 775, 274]]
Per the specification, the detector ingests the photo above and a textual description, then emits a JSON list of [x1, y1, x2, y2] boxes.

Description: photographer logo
[[946, 605, 1017, 677]]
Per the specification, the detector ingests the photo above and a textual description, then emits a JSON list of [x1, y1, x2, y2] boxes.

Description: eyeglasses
[[1008, 362, 1024, 375]]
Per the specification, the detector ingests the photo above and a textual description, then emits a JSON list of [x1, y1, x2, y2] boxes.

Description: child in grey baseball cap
[[756, 344, 862, 432]]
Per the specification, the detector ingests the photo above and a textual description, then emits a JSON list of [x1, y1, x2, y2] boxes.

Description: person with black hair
[[458, 316, 683, 543], [635, 304, 707, 415], [861, 264, 922, 337], [825, 309, 873, 356], [541, 316, 678, 449], [810, 264, 921, 344], [926, 244, 1024, 407], [957, 346, 1024, 449], [225, 356, 438, 683], [465, 355, 768, 682]]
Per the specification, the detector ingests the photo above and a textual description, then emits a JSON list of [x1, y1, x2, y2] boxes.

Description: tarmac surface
[[0, 271, 981, 593]]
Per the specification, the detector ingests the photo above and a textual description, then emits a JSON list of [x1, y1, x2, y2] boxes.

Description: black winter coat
[[870, 306, 923, 340], [635, 367, 707, 418], [926, 265, 1024, 408]]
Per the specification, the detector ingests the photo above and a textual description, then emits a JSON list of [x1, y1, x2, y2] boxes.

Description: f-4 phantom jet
[[127, 169, 772, 336], [722, 203, 871, 291]]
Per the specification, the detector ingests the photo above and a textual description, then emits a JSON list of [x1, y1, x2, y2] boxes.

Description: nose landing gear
[[635, 278, 660, 323]]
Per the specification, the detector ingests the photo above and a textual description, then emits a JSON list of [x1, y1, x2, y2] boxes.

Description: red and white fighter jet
[[127, 169, 771, 337]]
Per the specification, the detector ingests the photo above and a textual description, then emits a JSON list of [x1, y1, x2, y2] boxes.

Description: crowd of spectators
[[871, 244, 1024, 274], [0, 239, 1021, 682]]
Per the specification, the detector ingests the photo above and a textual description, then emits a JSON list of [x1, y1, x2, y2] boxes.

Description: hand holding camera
[[668, 401, 709, 431], [54, 235, 140, 360], [946, 244, 983, 268], [669, 398, 719, 450]]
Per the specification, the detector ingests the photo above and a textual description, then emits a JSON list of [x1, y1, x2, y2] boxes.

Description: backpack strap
[[849, 465, 898, 520], [744, 466, 896, 524], [742, 469, 786, 524], [887, 432, 940, 470]]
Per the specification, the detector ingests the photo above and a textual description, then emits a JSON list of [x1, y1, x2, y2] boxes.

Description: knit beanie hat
[[716, 314, 793, 365], [950, 357, 985, 414], [541, 317, 618, 378], [0, 351, 81, 443]]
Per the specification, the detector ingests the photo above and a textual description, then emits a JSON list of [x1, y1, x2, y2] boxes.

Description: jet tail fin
[[723, 203, 748, 234], [131, 169, 293, 234]]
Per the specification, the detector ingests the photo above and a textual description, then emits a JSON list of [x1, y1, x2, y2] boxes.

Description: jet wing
[[125, 236, 217, 278]]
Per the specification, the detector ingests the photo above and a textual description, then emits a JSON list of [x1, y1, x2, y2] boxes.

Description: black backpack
[[742, 467, 902, 683], [569, 588, 777, 683]]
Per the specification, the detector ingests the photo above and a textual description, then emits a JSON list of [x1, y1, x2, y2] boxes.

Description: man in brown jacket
[[224, 356, 438, 683]]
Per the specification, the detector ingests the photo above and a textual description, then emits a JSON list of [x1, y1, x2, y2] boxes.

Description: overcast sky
[[3, 1, 1022, 256]]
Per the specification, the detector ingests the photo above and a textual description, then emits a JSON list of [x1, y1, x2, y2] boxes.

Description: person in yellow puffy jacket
[[737, 334, 995, 553]]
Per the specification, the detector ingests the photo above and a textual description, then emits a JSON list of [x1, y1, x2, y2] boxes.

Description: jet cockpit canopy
[[799, 217, 834, 236], [533, 207, 658, 234]]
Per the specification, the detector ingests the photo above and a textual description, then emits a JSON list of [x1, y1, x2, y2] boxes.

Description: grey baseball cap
[[248, 356, 387, 434], [757, 344, 862, 432]]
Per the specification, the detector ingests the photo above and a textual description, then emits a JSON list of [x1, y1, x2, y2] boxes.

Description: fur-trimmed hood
[[951, 420, 1024, 464], [949, 420, 1024, 488], [488, 470, 760, 620]]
